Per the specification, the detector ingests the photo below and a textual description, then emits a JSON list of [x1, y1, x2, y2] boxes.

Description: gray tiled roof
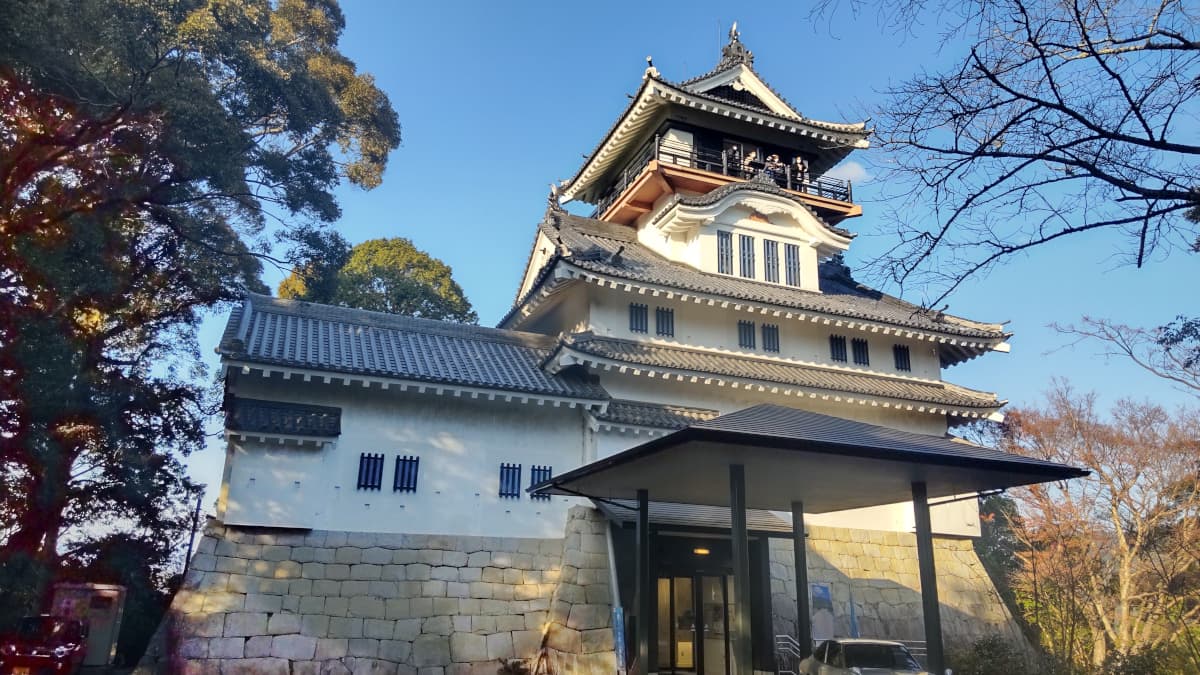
[[561, 334, 1001, 411], [595, 400, 719, 429], [219, 294, 608, 401], [693, 404, 1086, 476], [226, 398, 342, 437], [525, 213, 1006, 343]]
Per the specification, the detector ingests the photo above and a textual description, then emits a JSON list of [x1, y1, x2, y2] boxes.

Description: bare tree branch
[[831, 0, 1200, 306]]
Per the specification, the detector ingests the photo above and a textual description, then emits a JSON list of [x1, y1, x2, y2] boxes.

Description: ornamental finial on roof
[[644, 55, 660, 79], [719, 21, 754, 68], [546, 182, 566, 227]]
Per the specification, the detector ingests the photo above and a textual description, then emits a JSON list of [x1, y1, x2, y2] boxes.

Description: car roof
[[828, 638, 907, 646]]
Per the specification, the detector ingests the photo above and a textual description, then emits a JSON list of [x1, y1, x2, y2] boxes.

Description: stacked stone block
[[138, 507, 620, 675], [533, 507, 616, 675], [141, 521, 582, 675], [768, 525, 1026, 650]]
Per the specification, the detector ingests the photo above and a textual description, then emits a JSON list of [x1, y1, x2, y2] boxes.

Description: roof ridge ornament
[[719, 22, 754, 69], [750, 170, 777, 185], [546, 182, 566, 228], [644, 55, 660, 79]]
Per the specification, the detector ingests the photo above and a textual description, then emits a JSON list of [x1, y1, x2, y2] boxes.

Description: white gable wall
[[636, 194, 847, 291]]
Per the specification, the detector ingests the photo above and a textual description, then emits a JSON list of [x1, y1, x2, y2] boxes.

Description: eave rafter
[[225, 431, 334, 448], [547, 345, 1004, 424], [222, 360, 608, 412], [506, 259, 1009, 361]]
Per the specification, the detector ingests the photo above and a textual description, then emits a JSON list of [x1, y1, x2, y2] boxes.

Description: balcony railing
[[591, 135, 853, 218]]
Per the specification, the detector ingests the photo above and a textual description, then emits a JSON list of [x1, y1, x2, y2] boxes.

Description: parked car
[[800, 638, 931, 675], [0, 615, 88, 675]]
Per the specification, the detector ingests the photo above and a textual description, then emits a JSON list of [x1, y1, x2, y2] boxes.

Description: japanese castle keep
[[146, 28, 1048, 675]]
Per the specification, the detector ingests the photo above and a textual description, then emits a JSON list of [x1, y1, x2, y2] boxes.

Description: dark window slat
[[530, 465, 552, 501], [785, 244, 801, 287], [762, 324, 780, 352], [852, 338, 870, 366], [764, 240, 779, 283], [830, 335, 848, 362], [717, 231, 733, 274], [629, 303, 649, 333], [655, 307, 674, 337], [394, 455, 419, 492], [738, 320, 756, 349], [739, 234, 755, 278], [500, 463, 522, 499], [358, 453, 384, 490]]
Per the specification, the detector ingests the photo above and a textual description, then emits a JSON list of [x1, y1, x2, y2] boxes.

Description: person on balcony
[[725, 145, 742, 175], [766, 154, 785, 183], [742, 149, 758, 177], [793, 156, 810, 185]]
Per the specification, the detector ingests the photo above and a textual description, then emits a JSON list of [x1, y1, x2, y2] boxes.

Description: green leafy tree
[[0, 0, 400, 618], [280, 236, 478, 323], [278, 227, 353, 306]]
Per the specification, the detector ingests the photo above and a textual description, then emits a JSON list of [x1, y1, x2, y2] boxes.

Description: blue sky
[[187, 0, 1196, 504]]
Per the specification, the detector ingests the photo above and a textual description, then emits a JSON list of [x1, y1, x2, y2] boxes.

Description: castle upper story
[[562, 26, 870, 229], [501, 28, 1011, 430]]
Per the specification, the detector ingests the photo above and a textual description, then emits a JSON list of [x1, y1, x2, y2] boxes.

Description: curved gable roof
[[220, 294, 609, 401]]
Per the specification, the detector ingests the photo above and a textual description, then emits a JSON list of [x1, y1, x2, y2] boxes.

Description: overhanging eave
[[531, 405, 1087, 513]]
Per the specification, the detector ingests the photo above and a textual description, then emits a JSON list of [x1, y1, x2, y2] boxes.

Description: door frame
[[656, 573, 731, 675]]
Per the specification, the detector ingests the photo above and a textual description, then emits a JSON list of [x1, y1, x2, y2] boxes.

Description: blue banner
[[612, 606, 627, 671]]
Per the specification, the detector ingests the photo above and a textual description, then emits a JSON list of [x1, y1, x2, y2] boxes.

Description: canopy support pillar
[[635, 488, 651, 675], [912, 481, 944, 674], [791, 501, 812, 658], [730, 465, 752, 675]]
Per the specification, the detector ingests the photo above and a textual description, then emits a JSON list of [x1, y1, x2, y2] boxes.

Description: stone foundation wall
[[138, 507, 613, 675], [768, 525, 1026, 650], [142, 514, 1024, 675], [533, 508, 616, 675]]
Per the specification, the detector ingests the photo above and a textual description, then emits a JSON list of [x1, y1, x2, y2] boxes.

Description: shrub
[[947, 634, 1033, 675]]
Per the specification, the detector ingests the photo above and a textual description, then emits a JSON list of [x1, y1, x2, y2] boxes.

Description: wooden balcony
[[591, 137, 861, 226]]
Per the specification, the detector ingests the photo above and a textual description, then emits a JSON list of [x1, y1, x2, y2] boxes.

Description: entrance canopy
[[532, 404, 1087, 512], [535, 403, 1087, 675]]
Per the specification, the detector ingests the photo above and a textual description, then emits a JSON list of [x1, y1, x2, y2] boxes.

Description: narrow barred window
[[738, 320, 756, 349], [763, 240, 780, 283], [356, 453, 384, 490], [852, 338, 870, 366], [784, 244, 801, 286], [655, 307, 675, 337], [893, 344, 912, 372], [762, 324, 780, 352], [530, 465, 552, 501], [629, 303, 648, 333], [739, 234, 755, 278], [717, 231, 733, 274], [830, 335, 848, 362], [499, 463, 522, 499], [393, 455, 419, 492]]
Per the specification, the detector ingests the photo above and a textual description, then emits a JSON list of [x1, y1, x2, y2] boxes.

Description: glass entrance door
[[657, 575, 730, 675]]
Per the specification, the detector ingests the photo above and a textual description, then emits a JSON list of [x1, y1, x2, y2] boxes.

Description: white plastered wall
[[586, 285, 944, 381], [220, 374, 587, 538]]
